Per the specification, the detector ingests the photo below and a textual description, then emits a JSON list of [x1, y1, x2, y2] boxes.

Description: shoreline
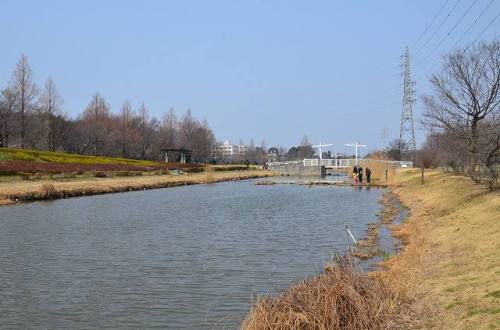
[[243, 169, 500, 329], [377, 170, 500, 329], [0, 170, 273, 206]]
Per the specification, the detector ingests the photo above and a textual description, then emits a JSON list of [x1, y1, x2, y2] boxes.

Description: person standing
[[358, 166, 363, 183], [352, 165, 358, 183], [366, 167, 371, 184]]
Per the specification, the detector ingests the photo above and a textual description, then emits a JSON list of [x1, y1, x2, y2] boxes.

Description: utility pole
[[345, 142, 366, 164], [399, 47, 417, 161], [381, 128, 388, 149], [311, 143, 333, 161]]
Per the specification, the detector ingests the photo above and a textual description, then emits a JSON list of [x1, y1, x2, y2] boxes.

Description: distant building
[[267, 147, 279, 163], [215, 140, 249, 162], [237, 144, 247, 156], [216, 140, 236, 158]]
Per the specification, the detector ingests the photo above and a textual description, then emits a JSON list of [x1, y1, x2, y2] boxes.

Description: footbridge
[[270, 141, 412, 176], [268, 159, 413, 176]]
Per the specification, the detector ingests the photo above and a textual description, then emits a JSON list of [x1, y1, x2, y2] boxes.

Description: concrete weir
[[269, 163, 324, 176]]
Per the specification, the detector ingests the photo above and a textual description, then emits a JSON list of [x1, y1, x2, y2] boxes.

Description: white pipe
[[344, 224, 357, 244]]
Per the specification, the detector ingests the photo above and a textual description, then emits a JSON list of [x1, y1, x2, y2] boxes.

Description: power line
[[475, 11, 500, 40], [414, 0, 479, 69], [415, 0, 497, 82], [412, 0, 451, 49], [453, 0, 495, 46], [414, 0, 463, 56]]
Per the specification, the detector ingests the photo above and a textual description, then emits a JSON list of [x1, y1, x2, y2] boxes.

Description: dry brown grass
[[38, 183, 60, 199], [203, 164, 214, 183], [0, 170, 273, 204], [359, 160, 396, 183], [241, 257, 414, 330], [378, 169, 500, 329], [351, 223, 381, 260], [243, 169, 499, 329], [377, 192, 400, 224], [255, 180, 277, 185]]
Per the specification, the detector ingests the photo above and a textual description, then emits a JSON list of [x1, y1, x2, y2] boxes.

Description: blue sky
[[0, 0, 498, 153]]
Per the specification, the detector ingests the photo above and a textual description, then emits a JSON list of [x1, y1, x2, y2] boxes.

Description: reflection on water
[[0, 180, 383, 329]]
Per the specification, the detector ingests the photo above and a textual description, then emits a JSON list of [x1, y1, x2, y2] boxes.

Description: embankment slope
[[383, 169, 499, 329], [242, 169, 499, 329]]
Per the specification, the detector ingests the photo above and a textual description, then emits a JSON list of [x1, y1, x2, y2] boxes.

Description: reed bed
[[203, 164, 214, 183], [241, 257, 412, 330], [359, 160, 397, 183]]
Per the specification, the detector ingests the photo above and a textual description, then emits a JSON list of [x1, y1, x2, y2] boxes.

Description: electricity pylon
[[400, 47, 416, 160]]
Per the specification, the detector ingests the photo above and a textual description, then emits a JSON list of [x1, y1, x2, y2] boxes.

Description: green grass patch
[[0, 148, 163, 166], [445, 300, 463, 310], [468, 307, 500, 317], [380, 250, 394, 261], [485, 290, 500, 299]]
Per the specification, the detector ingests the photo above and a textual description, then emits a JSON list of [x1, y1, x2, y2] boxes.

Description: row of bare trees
[[0, 55, 216, 162], [420, 40, 499, 190]]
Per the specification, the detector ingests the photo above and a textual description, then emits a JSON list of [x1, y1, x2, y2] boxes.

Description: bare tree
[[191, 118, 216, 163], [179, 109, 197, 150], [119, 100, 133, 158], [300, 135, 311, 147], [422, 41, 500, 182], [138, 103, 149, 159], [298, 135, 314, 159], [81, 93, 111, 155], [478, 119, 500, 190], [1, 57, 227, 164], [162, 107, 177, 148], [386, 138, 409, 161], [260, 139, 267, 151], [249, 138, 255, 151], [39, 77, 62, 151], [12, 55, 38, 148], [0, 87, 17, 147]]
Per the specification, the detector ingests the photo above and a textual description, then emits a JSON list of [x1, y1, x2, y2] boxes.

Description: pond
[[0, 180, 384, 329]]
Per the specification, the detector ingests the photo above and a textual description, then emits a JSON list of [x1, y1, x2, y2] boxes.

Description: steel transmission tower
[[399, 47, 416, 160]]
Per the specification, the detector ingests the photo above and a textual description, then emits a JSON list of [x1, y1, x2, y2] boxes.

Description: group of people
[[352, 165, 371, 184]]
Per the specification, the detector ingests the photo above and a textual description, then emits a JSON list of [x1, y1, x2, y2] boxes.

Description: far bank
[[0, 169, 273, 205]]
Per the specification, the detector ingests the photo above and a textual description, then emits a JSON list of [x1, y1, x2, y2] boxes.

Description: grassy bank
[[0, 148, 199, 174], [0, 169, 273, 205], [381, 169, 500, 329], [242, 169, 499, 329]]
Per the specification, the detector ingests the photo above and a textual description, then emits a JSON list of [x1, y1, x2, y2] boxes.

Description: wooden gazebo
[[161, 148, 192, 164]]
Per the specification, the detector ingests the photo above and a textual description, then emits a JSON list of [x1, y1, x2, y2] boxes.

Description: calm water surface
[[0, 180, 383, 329]]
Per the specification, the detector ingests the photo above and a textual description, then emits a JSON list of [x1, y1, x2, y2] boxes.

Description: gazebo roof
[[160, 148, 192, 153]]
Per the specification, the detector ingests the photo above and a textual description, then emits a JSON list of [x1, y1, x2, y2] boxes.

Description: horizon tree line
[[0, 55, 216, 162]]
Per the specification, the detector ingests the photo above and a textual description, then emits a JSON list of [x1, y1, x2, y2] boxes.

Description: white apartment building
[[215, 140, 248, 160]]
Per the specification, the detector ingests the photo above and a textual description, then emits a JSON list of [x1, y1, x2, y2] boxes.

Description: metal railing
[[268, 159, 413, 168]]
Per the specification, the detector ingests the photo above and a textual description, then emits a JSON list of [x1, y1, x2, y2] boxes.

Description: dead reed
[[203, 165, 214, 183], [241, 256, 411, 330], [38, 183, 60, 199], [351, 223, 382, 260], [360, 160, 396, 183]]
